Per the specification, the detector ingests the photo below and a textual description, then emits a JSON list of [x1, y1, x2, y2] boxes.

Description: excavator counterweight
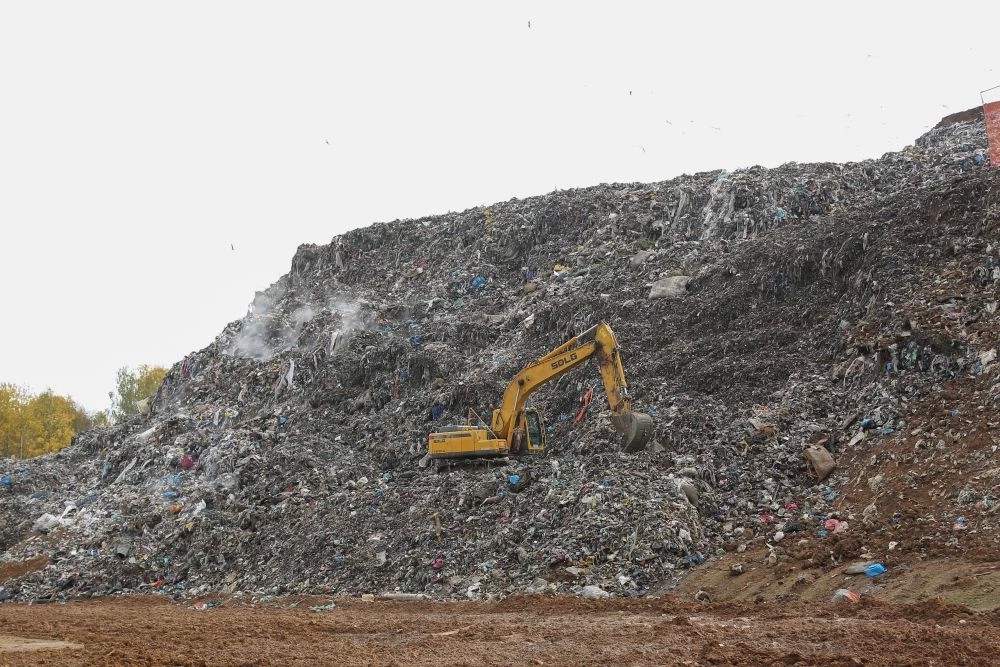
[[428, 321, 653, 461]]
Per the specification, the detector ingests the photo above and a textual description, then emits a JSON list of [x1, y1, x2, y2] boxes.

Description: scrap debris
[[0, 110, 997, 604]]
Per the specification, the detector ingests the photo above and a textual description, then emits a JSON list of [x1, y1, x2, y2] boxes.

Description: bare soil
[[0, 593, 997, 666], [0, 557, 48, 583]]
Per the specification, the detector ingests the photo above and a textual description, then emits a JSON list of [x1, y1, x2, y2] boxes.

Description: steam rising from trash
[[327, 297, 363, 356], [226, 285, 368, 361]]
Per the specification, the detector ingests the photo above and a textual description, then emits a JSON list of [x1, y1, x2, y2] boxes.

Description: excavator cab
[[523, 409, 545, 452], [509, 409, 545, 456]]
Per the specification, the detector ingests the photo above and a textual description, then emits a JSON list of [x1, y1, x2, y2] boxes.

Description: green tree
[[90, 410, 111, 428], [110, 365, 168, 422]]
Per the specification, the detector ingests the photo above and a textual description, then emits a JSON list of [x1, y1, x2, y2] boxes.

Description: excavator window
[[524, 409, 544, 451]]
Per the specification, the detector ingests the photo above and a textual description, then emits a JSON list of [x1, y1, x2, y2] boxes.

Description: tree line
[[0, 365, 167, 459]]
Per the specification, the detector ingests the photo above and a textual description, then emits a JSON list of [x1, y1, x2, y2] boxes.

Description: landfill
[[1, 108, 997, 604]]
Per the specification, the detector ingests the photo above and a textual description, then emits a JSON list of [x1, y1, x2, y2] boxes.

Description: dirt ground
[[0, 594, 997, 667]]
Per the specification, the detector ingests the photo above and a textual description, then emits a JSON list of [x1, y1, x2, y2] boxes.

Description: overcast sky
[[2, 1, 998, 412]]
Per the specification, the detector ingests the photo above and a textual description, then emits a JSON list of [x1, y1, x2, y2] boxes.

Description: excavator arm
[[490, 322, 654, 452]]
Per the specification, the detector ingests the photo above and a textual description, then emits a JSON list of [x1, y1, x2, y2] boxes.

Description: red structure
[[985, 102, 1000, 166], [983, 85, 1000, 166]]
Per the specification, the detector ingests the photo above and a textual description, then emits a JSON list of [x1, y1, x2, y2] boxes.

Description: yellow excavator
[[427, 321, 654, 462]]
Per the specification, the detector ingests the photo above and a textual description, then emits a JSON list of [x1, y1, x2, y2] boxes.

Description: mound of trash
[[1, 110, 997, 603]]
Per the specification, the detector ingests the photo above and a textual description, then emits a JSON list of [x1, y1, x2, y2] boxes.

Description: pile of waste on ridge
[[1, 110, 997, 603]]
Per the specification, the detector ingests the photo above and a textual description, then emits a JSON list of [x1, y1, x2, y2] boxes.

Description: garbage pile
[[1, 110, 997, 603]]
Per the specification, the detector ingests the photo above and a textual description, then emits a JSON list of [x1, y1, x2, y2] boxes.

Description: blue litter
[[864, 563, 886, 577], [470, 276, 486, 290], [0, 475, 11, 488], [508, 475, 521, 485]]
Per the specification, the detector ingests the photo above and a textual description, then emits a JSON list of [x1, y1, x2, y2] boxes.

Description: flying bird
[[527, 20, 531, 28]]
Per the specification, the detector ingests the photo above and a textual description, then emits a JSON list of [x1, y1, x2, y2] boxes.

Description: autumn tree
[[0, 384, 34, 459], [109, 365, 168, 423], [0, 383, 91, 458], [29, 391, 78, 453]]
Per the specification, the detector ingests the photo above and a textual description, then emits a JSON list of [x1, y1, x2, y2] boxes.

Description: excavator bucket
[[612, 411, 655, 453]]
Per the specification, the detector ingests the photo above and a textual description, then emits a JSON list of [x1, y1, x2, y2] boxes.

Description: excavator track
[[433, 456, 511, 473]]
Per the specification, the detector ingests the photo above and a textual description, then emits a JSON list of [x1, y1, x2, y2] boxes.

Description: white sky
[[1, 1, 998, 412]]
